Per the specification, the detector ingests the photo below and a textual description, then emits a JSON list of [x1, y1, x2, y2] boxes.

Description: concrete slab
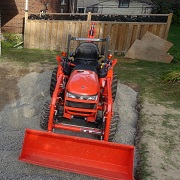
[[125, 39, 173, 63]]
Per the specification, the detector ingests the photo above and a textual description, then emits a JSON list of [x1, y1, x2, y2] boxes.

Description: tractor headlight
[[86, 95, 98, 101], [67, 92, 77, 99], [67, 92, 98, 101]]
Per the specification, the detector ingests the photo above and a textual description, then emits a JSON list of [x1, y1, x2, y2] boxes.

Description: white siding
[[77, 0, 99, 8], [98, 0, 152, 14]]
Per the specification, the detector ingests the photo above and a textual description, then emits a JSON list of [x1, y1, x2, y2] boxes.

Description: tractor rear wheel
[[50, 67, 58, 97], [40, 100, 50, 130], [112, 73, 118, 101], [108, 112, 119, 142]]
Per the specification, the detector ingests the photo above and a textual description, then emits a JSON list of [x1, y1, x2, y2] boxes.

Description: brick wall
[[1, 0, 64, 34]]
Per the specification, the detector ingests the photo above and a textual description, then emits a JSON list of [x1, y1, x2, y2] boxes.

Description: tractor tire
[[50, 67, 58, 97], [108, 112, 119, 142], [112, 73, 118, 101], [40, 100, 50, 130]]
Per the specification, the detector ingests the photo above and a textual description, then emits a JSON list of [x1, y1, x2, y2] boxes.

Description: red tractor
[[19, 23, 134, 180], [40, 34, 118, 141]]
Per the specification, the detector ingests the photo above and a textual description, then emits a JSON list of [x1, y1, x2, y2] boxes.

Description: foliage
[[136, 143, 152, 180], [168, 24, 180, 63], [115, 60, 180, 108], [162, 70, 180, 83], [151, 0, 180, 23], [1, 41, 58, 65], [3, 33, 22, 44]]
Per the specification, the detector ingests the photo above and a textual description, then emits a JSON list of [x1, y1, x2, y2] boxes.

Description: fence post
[[25, 11, 28, 28], [164, 13, 173, 39], [87, 12, 92, 21], [24, 0, 29, 48]]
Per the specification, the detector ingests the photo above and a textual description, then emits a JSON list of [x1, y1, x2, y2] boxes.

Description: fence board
[[131, 25, 137, 45], [30, 21, 36, 49], [98, 23, 104, 53], [117, 24, 127, 55], [110, 24, 119, 55], [61, 22, 67, 51], [159, 24, 166, 38], [125, 24, 134, 52], [24, 14, 172, 55]]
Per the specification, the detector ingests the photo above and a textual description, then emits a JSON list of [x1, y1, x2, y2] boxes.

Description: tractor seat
[[74, 42, 99, 68]]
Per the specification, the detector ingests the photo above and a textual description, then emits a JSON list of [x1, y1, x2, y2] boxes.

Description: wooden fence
[[24, 13, 173, 55]]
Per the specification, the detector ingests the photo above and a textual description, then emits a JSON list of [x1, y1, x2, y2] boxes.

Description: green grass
[[1, 41, 59, 65], [115, 60, 180, 108], [115, 24, 180, 109], [136, 143, 153, 180], [162, 114, 179, 129], [168, 24, 180, 63]]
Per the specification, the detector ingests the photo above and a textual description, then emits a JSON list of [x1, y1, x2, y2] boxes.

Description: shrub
[[3, 33, 22, 44], [151, 0, 180, 24], [162, 70, 180, 83]]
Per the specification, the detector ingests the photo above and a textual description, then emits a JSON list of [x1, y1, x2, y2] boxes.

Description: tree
[[151, 0, 180, 23]]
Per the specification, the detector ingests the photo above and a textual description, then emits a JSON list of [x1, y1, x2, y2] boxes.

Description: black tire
[[112, 73, 118, 101], [50, 67, 58, 97], [40, 100, 50, 130], [108, 112, 119, 142]]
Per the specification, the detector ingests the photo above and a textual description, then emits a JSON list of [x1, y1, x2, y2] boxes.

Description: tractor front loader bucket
[[19, 129, 134, 180]]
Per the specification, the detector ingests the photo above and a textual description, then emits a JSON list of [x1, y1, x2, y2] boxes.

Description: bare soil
[[0, 63, 28, 110], [138, 100, 180, 180], [0, 61, 54, 110]]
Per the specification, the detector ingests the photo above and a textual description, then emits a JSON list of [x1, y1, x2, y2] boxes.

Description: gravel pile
[[0, 71, 138, 179]]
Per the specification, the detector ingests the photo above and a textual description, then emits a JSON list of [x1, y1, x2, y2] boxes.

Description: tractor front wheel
[[50, 67, 58, 97], [112, 73, 118, 101], [40, 100, 50, 130], [108, 112, 119, 142]]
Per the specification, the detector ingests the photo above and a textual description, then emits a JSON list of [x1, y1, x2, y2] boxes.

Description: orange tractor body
[[19, 23, 135, 179]]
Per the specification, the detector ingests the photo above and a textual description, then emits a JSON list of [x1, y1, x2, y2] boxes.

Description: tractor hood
[[67, 69, 100, 96]]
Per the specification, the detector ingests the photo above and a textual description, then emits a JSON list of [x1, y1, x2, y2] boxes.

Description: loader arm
[[48, 73, 64, 132], [103, 77, 113, 141]]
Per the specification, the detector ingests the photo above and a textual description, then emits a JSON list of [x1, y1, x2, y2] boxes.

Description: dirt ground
[[0, 64, 27, 110], [138, 100, 180, 180], [0, 61, 179, 180], [0, 61, 54, 110]]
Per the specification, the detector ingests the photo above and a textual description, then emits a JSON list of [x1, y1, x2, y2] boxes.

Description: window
[[78, 8, 85, 13], [61, 0, 66, 5], [86, 5, 98, 13], [119, 0, 130, 8]]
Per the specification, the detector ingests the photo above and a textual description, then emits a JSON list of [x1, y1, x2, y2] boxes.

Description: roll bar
[[66, 35, 110, 60]]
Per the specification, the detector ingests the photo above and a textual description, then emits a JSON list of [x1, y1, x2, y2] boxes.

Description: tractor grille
[[66, 101, 96, 109]]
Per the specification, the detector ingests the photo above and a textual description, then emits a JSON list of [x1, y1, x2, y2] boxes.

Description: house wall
[[1, 0, 64, 34], [98, 0, 152, 14], [77, 0, 98, 7]]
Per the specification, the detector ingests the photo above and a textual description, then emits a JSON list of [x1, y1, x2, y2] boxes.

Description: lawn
[[1, 41, 59, 64], [115, 24, 180, 109]]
